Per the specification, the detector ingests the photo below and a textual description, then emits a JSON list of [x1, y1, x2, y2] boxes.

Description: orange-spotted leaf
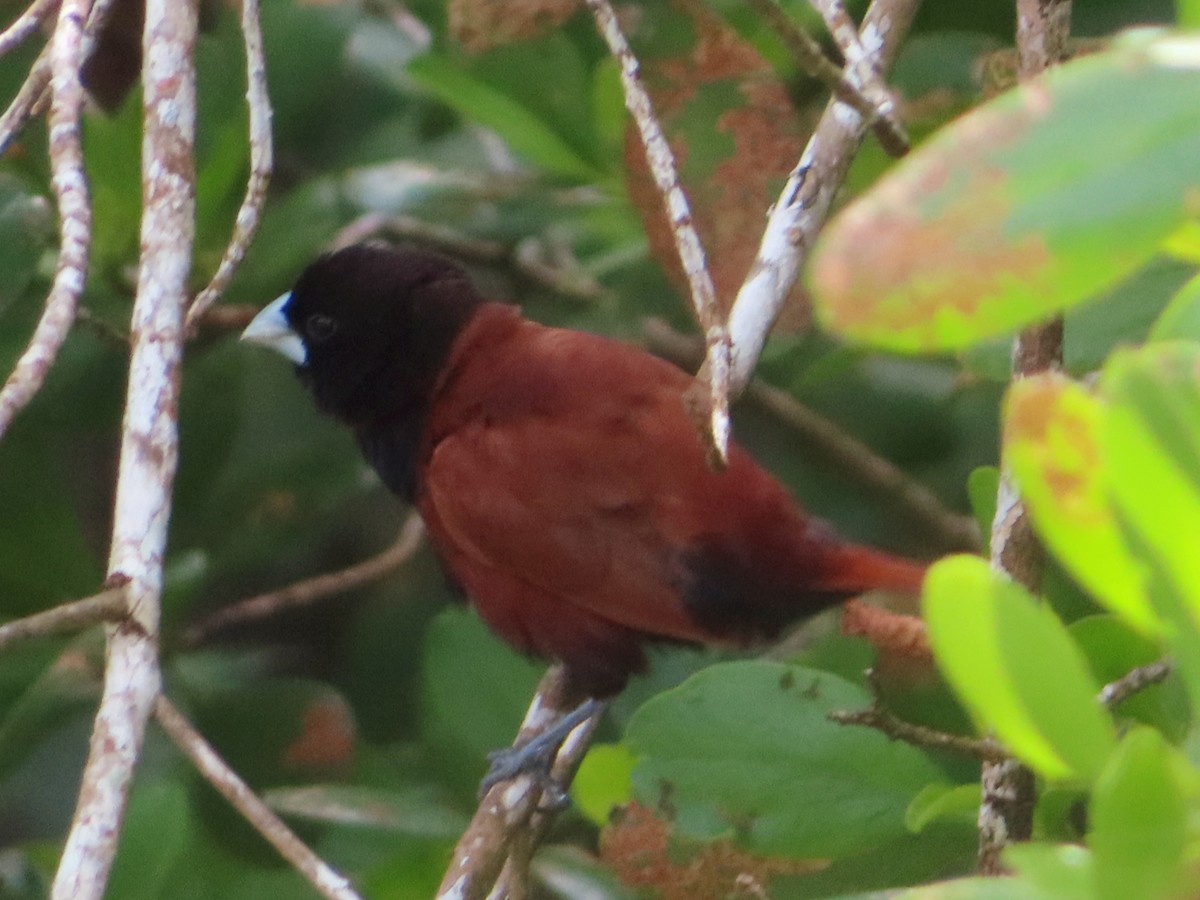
[[809, 32, 1200, 350]]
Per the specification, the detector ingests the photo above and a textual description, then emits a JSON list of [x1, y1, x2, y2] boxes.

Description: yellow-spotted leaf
[[810, 32, 1200, 351], [1005, 375, 1156, 634]]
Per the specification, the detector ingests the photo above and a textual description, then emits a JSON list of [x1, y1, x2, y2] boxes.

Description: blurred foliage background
[[0, 0, 1190, 897]]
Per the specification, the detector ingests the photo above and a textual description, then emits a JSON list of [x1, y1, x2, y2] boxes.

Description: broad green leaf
[[967, 466, 999, 548], [810, 32, 1200, 350], [626, 662, 941, 859], [407, 53, 601, 182], [1103, 344, 1200, 632], [1005, 375, 1156, 633], [924, 556, 1115, 781], [1090, 728, 1189, 900], [1148, 271, 1200, 341], [106, 780, 192, 900], [905, 782, 979, 833], [1004, 844, 1094, 900], [572, 742, 634, 827]]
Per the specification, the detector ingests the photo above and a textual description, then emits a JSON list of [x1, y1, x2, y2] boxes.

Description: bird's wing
[[420, 373, 716, 645]]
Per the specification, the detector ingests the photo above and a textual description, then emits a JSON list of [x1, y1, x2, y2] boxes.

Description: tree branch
[[978, 0, 1071, 876], [435, 666, 599, 900], [583, 0, 731, 464], [185, 0, 273, 333], [725, 0, 918, 399], [50, 0, 195, 894], [181, 511, 425, 646], [0, 585, 126, 653], [154, 696, 362, 900], [0, 0, 60, 58], [1099, 659, 1172, 710]]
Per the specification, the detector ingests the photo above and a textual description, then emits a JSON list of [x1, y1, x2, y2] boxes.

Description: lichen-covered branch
[[583, 0, 731, 463], [0, 586, 126, 653], [725, 0, 919, 399], [0, 0, 60, 57], [49, 0, 196, 895], [155, 697, 362, 900], [185, 0, 273, 332]]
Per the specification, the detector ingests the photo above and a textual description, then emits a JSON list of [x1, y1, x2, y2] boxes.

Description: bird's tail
[[815, 544, 928, 597]]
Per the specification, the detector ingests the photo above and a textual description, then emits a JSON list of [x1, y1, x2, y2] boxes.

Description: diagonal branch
[[0, 586, 126, 653], [0, 0, 61, 58], [50, 0, 196, 895], [725, 0, 919, 400], [154, 696, 362, 900], [185, 0, 273, 332], [181, 511, 425, 646], [0, 0, 91, 443], [583, 0, 731, 464]]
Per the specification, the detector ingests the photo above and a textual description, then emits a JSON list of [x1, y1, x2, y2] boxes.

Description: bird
[[241, 242, 927, 786]]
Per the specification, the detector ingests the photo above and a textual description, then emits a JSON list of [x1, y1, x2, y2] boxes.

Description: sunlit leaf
[[1005, 375, 1156, 633], [811, 32, 1200, 350], [924, 555, 1115, 781], [1148, 271, 1200, 341]]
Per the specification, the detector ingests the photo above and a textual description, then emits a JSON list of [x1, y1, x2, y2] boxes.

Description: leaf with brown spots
[[810, 33, 1200, 351], [623, 0, 817, 329], [1005, 374, 1155, 634]]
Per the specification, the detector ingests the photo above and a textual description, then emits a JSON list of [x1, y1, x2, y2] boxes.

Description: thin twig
[[0, 0, 60, 57], [1099, 659, 1172, 710], [643, 319, 980, 552], [0, 48, 49, 153], [50, 0, 195, 895], [978, 0, 1071, 876], [583, 0, 731, 464], [435, 667, 598, 900], [749, 0, 907, 155], [830, 706, 1006, 761], [0, 0, 92, 443], [185, 0, 273, 333], [181, 512, 425, 646], [330, 213, 612, 304], [154, 696, 362, 900], [725, 0, 918, 400], [0, 586, 126, 653]]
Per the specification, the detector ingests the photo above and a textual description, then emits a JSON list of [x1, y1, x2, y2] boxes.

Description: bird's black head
[[243, 243, 485, 426]]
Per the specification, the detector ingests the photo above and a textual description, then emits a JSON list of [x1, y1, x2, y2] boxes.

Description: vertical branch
[[725, 0, 918, 397], [582, 0, 731, 463], [978, 0, 1070, 877], [185, 0, 273, 331], [0, 0, 90, 441], [49, 0, 196, 896]]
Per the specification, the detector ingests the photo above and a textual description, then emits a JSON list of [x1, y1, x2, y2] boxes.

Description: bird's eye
[[305, 313, 338, 342]]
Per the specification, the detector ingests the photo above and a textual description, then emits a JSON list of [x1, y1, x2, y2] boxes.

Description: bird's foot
[[478, 697, 604, 802]]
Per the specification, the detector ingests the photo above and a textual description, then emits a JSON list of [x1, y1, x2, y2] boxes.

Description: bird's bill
[[241, 293, 307, 365]]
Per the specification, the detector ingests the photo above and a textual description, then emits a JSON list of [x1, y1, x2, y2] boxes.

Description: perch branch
[[50, 0, 195, 895], [1099, 659, 1172, 710], [643, 319, 979, 552], [725, 0, 918, 400], [978, 0, 1071, 876], [583, 0, 730, 463], [750, 0, 907, 155], [830, 706, 1006, 762], [435, 666, 599, 900], [185, 0, 273, 332], [154, 696, 362, 900], [181, 511, 425, 646], [0, 0, 91, 443], [0, 0, 60, 57], [0, 586, 126, 653]]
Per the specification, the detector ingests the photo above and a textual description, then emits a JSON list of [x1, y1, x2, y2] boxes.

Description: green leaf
[[1102, 343, 1200, 708], [905, 782, 979, 833], [407, 52, 601, 182], [810, 32, 1200, 350], [106, 779, 192, 900], [626, 662, 942, 859], [967, 466, 999, 550], [1149, 271, 1200, 342], [572, 742, 634, 827], [1090, 728, 1189, 900], [924, 556, 1116, 781], [1005, 375, 1157, 633], [1003, 843, 1094, 900]]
